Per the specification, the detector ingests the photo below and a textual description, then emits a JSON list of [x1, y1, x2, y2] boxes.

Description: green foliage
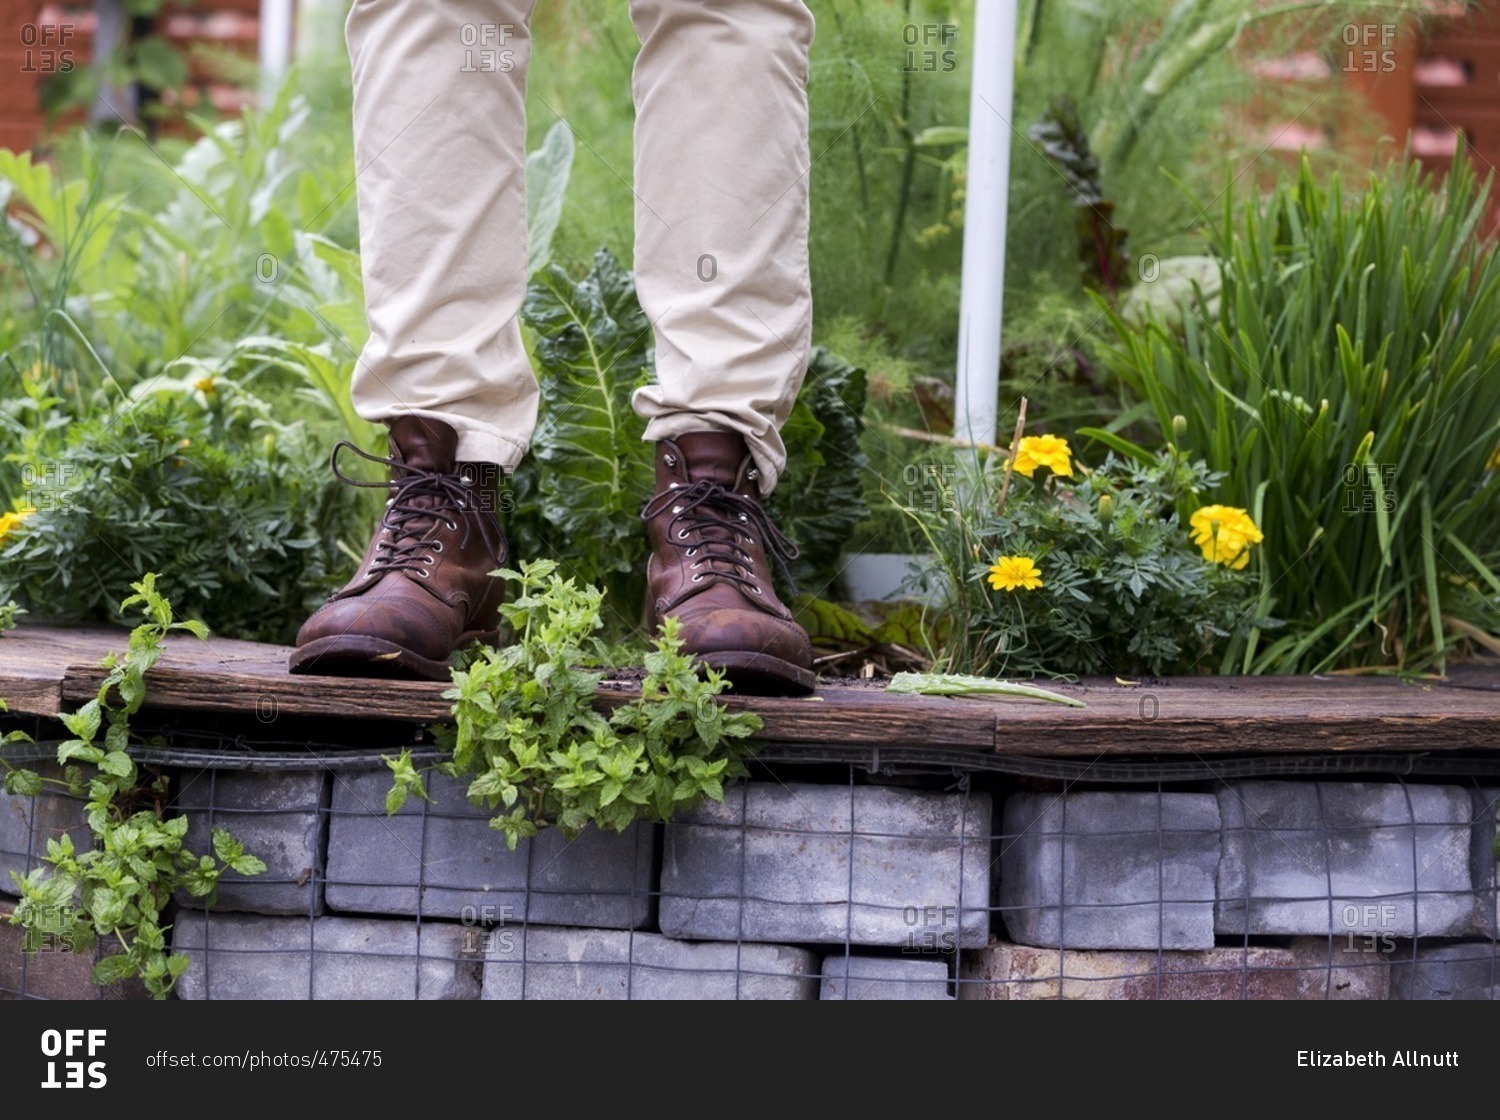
[[510, 249, 873, 630], [0, 576, 265, 999], [769, 347, 870, 593], [512, 247, 657, 613], [885, 671, 1084, 706], [0, 384, 364, 644], [38, 0, 192, 123], [1102, 155, 1500, 674], [405, 559, 764, 850], [1027, 95, 1131, 296], [906, 443, 1259, 677]]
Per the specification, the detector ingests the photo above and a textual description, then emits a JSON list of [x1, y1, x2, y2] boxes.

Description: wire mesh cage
[[3, 718, 1498, 1001]]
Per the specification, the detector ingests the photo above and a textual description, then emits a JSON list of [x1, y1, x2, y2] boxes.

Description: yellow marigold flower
[[1487, 445, 1500, 472], [987, 555, 1044, 592], [193, 376, 216, 396], [0, 506, 36, 542], [1011, 434, 1073, 478], [1190, 504, 1263, 570]]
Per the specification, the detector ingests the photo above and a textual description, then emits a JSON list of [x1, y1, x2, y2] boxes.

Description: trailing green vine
[[386, 559, 765, 850], [0, 575, 265, 998]]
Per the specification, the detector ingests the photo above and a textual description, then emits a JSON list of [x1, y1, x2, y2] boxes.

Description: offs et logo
[[40, 1029, 107, 1089]]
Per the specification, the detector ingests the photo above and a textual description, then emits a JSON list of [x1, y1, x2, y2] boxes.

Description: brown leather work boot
[[289, 416, 509, 681], [641, 432, 815, 696]]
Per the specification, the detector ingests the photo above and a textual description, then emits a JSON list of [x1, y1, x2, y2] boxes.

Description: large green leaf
[[525, 120, 575, 277], [519, 247, 656, 592]]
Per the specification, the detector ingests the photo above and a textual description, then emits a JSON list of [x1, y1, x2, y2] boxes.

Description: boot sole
[[287, 632, 494, 682], [696, 650, 817, 697]]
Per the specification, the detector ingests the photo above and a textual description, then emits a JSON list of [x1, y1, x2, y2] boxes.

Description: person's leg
[[628, 0, 818, 695], [346, 0, 539, 468], [290, 0, 537, 680]]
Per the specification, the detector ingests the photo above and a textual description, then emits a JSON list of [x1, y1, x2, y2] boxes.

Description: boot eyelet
[[677, 529, 691, 540], [668, 482, 680, 489], [664, 454, 678, 467], [431, 541, 443, 553], [690, 561, 702, 570], [423, 555, 436, 565], [671, 505, 683, 515], [691, 573, 705, 582], [686, 547, 698, 557], [417, 568, 430, 579], [738, 513, 748, 522], [746, 468, 759, 480], [385, 498, 394, 507], [749, 584, 762, 595], [446, 520, 459, 531]]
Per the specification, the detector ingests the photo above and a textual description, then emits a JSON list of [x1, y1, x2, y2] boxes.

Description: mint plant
[[0, 575, 266, 998], [387, 559, 765, 850]]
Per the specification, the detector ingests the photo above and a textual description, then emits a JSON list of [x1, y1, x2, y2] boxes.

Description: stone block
[[173, 768, 327, 916], [482, 926, 818, 1000], [1470, 787, 1498, 938], [819, 955, 952, 1000], [0, 901, 150, 1000], [1217, 781, 1474, 937], [1389, 943, 1499, 1000], [173, 912, 484, 999], [998, 790, 1220, 950], [958, 938, 1389, 1000], [659, 782, 990, 948], [1, 763, 91, 897], [325, 770, 655, 928]]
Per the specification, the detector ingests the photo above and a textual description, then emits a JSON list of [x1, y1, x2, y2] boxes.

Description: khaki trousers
[[343, 0, 815, 495]]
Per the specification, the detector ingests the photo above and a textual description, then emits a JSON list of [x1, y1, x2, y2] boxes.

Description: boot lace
[[641, 479, 800, 598], [330, 440, 507, 580]]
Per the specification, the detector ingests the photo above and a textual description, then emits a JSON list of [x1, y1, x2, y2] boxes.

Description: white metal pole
[[259, 0, 295, 99], [953, 0, 1017, 452]]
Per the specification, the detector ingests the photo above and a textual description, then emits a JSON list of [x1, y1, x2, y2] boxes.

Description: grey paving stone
[[325, 770, 655, 928], [998, 790, 1220, 949], [172, 911, 485, 1000], [482, 926, 818, 999], [1470, 787, 1499, 938], [173, 768, 327, 916], [819, 955, 953, 1000], [1216, 781, 1474, 937], [1, 762, 91, 897], [1389, 943, 1500, 1000], [659, 781, 991, 948]]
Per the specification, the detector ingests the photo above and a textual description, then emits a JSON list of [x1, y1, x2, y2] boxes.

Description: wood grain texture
[[3, 624, 1499, 757]]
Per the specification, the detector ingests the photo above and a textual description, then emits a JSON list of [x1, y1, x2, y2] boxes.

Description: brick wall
[[0, 0, 266, 152]]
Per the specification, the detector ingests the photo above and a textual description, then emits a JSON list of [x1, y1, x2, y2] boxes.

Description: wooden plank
[[987, 675, 1500, 756], [5, 623, 1500, 757]]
